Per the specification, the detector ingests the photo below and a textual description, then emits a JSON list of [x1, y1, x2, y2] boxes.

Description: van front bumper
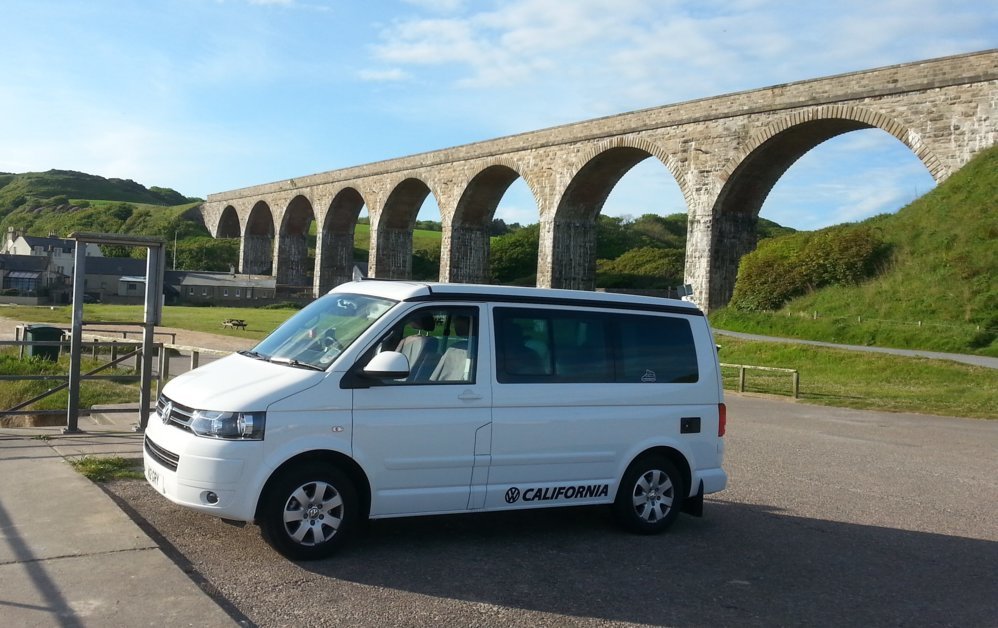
[[142, 419, 263, 522]]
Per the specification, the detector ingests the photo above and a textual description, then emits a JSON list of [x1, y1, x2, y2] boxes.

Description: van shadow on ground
[[305, 500, 997, 626]]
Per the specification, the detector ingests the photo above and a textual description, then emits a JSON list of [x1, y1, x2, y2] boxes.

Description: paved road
[[105, 396, 998, 627], [715, 329, 998, 369]]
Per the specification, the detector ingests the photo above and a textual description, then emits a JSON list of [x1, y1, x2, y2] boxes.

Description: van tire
[[260, 462, 357, 560], [613, 455, 684, 534]]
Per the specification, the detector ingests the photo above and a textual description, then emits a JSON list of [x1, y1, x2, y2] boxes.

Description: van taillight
[[718, 403, 726, 437]]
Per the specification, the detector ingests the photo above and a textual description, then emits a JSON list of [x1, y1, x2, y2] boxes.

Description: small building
[[165, 271, 277, 306], [84, 257, 149, 303], [0, 254, 69, 304]]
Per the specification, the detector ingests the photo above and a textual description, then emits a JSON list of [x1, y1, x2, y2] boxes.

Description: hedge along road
[[104, 395, 998, 627], [715, 329, 998, 369]]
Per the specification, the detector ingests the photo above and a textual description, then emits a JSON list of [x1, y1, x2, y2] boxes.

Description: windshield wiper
[[238, 350, 269, 361], [269, 356, 325, 371]]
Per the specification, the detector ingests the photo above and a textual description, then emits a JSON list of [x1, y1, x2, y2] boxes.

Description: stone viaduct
[[201, 49, 997, 311]]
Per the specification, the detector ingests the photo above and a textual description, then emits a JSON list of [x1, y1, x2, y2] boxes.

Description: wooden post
[[191, 350, 200, 370], [792, 371, 800, 399], [161, 345, 170, 382], [738, 366, 746, 392]]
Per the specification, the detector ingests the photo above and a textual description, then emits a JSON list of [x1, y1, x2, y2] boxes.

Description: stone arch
[[446, 159, 540, 284], [372, 177, 435, 279], [242, 200, 275, 275], [546, 137, 683, 290], [317, 187, 368, 292], [275, 195, 315, 293], [722, 105, 946, 184], [216, 205, 241, 238], [706, 105, 943, 309]]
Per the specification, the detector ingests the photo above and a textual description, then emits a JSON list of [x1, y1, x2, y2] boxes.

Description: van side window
[[616, 314, 699, 383], [364, 307, 478, 385], [495, 308, 612, 383], [495, 308, 698, 384]]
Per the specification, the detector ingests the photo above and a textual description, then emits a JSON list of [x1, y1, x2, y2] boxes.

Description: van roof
[[330, 280, 702, 314]]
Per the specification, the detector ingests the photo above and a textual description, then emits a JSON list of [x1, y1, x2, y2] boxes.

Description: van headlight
[[189, 410, 266, 440]]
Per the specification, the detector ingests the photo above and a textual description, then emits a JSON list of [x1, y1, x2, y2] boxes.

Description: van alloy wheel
[[261, 463, 357, 560], [633, 469, 674, 523], [282, 480, 344, 546], [613, 455, 684, 534]]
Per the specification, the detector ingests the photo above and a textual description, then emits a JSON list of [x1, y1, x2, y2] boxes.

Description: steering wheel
[[320, 330, 343, 352]]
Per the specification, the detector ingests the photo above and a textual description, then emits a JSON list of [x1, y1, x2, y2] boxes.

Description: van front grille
[[144, 436, 180, 471], [156, 394, 195, 433]]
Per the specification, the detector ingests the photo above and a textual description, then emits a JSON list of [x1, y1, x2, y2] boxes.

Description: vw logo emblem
[[161, 401, 173, 424], [505, 487, 521, 503]]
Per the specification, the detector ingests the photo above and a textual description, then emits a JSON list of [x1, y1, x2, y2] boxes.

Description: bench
[[222, 319, 247, 330]]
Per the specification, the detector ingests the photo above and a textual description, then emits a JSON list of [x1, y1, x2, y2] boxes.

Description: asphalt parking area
[[105, 396, 998, 627]]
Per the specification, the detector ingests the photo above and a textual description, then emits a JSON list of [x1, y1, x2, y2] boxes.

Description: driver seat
[[396, 314, 438, 379]]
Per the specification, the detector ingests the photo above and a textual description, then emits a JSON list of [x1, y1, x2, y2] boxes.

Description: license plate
[[145, 465, 162, 491]]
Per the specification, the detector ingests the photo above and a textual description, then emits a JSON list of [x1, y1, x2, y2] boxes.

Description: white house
[[2, 228, 103, 279]]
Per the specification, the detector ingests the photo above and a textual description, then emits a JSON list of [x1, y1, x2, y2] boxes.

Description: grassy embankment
[[711, 145, 998, 357], [2, 305, 995, 419]]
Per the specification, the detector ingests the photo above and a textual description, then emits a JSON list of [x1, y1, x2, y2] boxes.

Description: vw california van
[[143, 281, 727, 560]]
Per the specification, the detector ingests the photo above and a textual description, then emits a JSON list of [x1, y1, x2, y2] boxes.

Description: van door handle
[[458, 390, 483, 401]]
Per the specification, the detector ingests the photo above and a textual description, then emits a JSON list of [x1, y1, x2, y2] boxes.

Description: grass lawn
[[0, 303, 297, 340], [0, 348, 139, 419], [717, 336, 997, 419]]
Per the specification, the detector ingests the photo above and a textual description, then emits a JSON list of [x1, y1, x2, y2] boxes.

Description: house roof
[[165, 271, 276, 288], [85, 257, 148, 275], [21, 235, 76, 253], [0, 254, 51, 272]]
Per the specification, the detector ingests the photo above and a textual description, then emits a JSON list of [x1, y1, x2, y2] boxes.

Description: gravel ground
[[104, 396, 998, 627]]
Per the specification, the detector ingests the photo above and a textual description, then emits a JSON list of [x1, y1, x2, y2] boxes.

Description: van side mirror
[[363, 351, 410, 379]]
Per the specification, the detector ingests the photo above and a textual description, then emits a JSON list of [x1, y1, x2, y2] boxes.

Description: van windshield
[[248, 293, 397, 370]]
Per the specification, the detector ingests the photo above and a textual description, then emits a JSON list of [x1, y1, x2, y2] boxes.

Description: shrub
[[731, 225, 887, 311]]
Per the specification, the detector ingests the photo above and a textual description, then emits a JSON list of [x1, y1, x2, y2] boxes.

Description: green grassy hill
[[0, 170, 203, 239], [712, 144, 998, 356], [0, 169, 193, 209]]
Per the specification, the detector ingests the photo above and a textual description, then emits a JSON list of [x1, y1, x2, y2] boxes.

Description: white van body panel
[[143, 281, 727, 539], [164, 353, 323, 411], [351, 302, 495, 517]]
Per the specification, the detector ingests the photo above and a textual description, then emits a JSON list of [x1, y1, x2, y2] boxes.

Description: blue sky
[[1, 0, 994, 230]]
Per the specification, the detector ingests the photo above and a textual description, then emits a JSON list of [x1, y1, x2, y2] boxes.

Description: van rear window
[[494, 307, 699, 384]]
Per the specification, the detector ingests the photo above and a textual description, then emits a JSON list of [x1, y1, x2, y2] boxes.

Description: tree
[[490, 224, 539, 284]]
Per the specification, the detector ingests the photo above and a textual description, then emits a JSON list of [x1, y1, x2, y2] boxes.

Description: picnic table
[[222, 318, 247, 330]]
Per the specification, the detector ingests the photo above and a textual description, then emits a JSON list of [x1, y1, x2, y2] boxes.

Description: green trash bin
[[25, 325, 64, 360]]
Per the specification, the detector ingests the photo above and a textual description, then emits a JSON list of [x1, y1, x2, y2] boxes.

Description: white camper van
[[143, 281, 727, 560]]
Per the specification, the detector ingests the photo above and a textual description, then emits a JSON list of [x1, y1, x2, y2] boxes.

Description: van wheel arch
[[618, 447, 692, 503], [255, 450, 371, 524]]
